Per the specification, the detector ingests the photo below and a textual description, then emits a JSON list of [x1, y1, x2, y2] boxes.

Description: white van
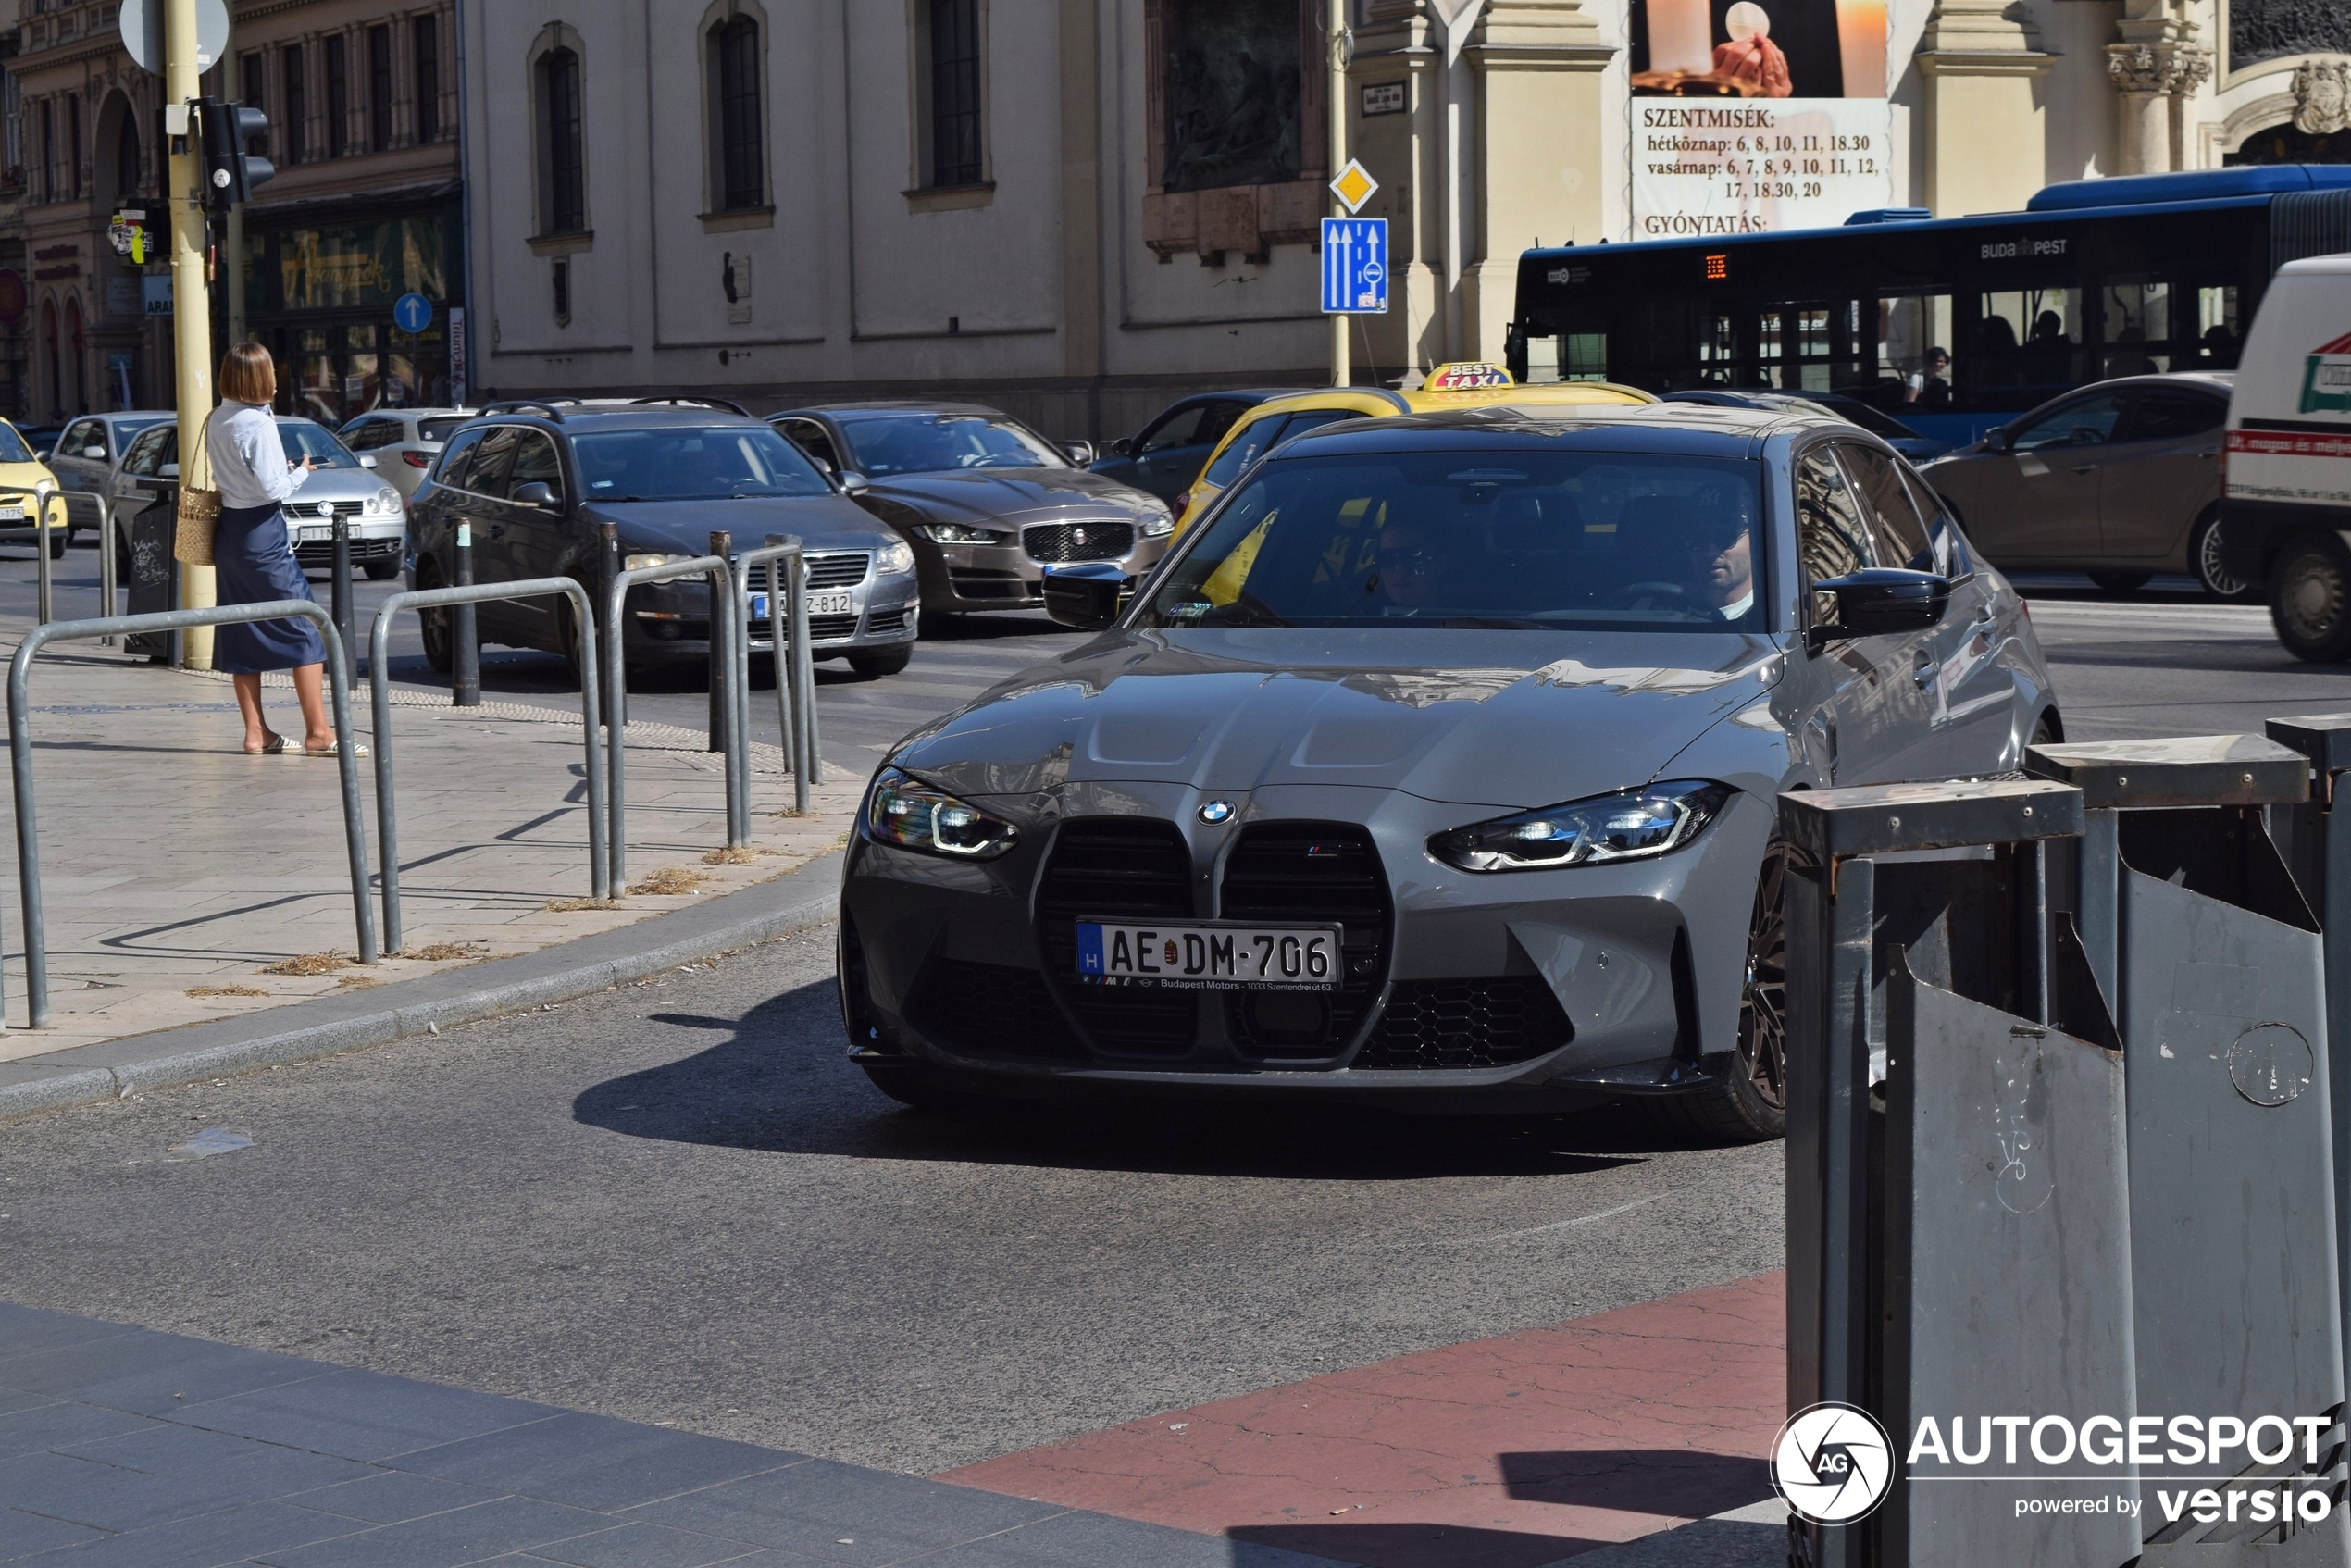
[[2221, 255, 2351, 659]]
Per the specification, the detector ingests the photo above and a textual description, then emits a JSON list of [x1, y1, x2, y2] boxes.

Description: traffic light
[[195, 97, 273, 211]]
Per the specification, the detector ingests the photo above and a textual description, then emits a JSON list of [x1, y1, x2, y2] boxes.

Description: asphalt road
[[5, 550, 2347, 1481]]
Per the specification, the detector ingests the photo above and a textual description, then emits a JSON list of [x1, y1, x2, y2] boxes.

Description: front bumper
[[840, 778, 1773, 1106], [916, 524, 1172, 613], [620, 566, 922, 663], [292, 524, 405, 567]]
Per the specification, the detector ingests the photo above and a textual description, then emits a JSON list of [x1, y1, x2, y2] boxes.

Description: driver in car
[[1683, 492, 1758, 625], [1371, 519, 1449, 613]]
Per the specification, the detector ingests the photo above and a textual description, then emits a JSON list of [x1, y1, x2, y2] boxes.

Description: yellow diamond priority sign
[[1329, 159, 1379, 216]]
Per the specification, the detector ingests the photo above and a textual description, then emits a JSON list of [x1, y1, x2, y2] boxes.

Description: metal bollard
[[707, 529, 730, 754], [96, 501, 117, 645], [330, 512, 355, 669], [764, 534, 809, 815], [33, 491, 56, 627], [790, 551, 820, 787], [598, 520, 622, 729], [452, 522, 480, 707]]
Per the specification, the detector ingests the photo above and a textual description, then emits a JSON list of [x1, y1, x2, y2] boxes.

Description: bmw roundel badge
[[1198, 801, 1235, 825]]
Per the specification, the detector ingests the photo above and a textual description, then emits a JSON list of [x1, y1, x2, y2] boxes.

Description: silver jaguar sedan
[[839, 403, 2061, 1142]]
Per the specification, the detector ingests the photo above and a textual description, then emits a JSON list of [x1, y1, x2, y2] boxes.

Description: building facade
[[460, 0, 2351, 435], [4, 0, 459, 424]]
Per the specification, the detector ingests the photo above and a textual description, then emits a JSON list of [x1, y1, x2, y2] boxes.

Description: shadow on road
[[570, 978, 1720, 1179]]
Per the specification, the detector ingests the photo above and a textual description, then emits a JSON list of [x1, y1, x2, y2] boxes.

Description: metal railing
[[603, 554, 738, 888], [369, 579, 607, 953], [738, 534, 820, 810], [6, 600, 376, 1028]]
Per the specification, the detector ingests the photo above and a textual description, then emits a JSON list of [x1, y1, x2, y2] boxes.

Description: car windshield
[[0, 425, 34, 464], [570, 426, 831, 501], [417, 417, 469, 443], [1139, 450, 1767, 632], [837, 414, 1066, 477], [278, 421, 363, 469]]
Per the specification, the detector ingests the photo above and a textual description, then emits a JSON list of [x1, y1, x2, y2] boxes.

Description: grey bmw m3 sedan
[[839, 402, 2060, 1142]]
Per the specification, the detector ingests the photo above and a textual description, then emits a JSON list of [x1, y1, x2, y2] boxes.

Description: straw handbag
[[173, 417, 220, 566]]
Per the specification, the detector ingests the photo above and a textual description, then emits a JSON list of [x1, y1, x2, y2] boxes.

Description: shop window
[[919, 0, 983, 188], [367, 26, 392, 153], [414, 17, 442, 143], [536, 46, 586, 235], [325, 35, 349, 159], [709, 14, 763, 210]]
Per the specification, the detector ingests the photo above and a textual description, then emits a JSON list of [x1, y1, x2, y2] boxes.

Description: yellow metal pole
[[1329, 0, 1350, 390], [168, 0, 215, 669]]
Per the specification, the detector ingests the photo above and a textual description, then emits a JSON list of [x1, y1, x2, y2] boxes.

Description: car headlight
[[916, 522, 1003, 545], [864, 767, 1019, 860], [1138, 506, 1176, 539], [1429, 779, 1732, 873], [624, 552, 693, 571], [877, 541, 916, 575], [378, 487, 402, 512]]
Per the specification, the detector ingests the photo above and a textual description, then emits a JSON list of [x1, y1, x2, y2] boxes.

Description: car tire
[[2189, 509, 2259, 603], [848, 644, 914, 678], [417, 561, 454, 673], [1653, 843, 1793, 1145], [2085, 569, 2150, 593], [363, 558, 400, 580], [2270, 533, 2351, 663]]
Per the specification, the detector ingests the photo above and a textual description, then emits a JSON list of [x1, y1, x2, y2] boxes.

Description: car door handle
[[2068, 464, 2097, 476], [1912, 650, 1937, 688]]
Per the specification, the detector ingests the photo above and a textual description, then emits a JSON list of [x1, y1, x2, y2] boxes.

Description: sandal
[[244, 731, 289, 755], [303, 738, 370, 758]]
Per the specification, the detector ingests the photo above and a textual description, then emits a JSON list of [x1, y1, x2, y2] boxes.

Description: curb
[[0, 851, 845, 1124]]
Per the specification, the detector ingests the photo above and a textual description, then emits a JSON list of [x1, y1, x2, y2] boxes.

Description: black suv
[[407, 400, 921, 678]]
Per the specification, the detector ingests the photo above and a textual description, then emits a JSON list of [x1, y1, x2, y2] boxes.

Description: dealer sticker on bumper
[[1076, 920, 1340, 990]]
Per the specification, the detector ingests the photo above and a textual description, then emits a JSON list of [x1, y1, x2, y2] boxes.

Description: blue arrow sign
[[1321, 218, 1388, 316], [392, 292, 434, 334]]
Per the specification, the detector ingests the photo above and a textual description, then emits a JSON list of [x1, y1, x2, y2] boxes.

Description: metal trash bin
[[124, 492, 179, 663]]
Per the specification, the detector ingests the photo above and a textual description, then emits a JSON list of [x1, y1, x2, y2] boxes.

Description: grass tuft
[[261, 952, 351, 977], [397, 941, 490, 962], [187, 983, 270, 999], [544, 896, 625, 913], [628, 867, 711, 897]]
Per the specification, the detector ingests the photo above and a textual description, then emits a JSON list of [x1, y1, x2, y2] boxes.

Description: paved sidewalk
[[0, 638, 862, 1059], [0, 1304, 1343, 1568]]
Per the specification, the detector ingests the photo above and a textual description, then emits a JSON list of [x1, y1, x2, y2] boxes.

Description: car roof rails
[[479, 399, 577, 422], [630, 395, 753, 417]]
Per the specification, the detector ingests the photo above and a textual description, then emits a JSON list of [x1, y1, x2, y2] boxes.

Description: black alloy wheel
[[2190, 509, 2258, 603], [1655, 844, 1792, 1144], [2270, 533, 2351, 663]]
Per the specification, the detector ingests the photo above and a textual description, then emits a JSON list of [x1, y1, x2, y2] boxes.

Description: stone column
[[2104, 1, 2212, 175], [1914, 0, 2055, 218]]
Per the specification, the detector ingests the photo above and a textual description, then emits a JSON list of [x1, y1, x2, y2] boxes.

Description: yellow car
[[0, 419, 67, 558], [1169, 363, 1654, 534]]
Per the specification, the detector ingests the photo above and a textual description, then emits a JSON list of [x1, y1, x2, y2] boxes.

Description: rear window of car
[[1143, 450, 1767, 632], [418, 417, 469, 444]]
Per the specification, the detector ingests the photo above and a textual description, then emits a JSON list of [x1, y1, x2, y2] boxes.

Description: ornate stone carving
[[2104, 40, 2211, 96], [2293, 58, 2351, 136]]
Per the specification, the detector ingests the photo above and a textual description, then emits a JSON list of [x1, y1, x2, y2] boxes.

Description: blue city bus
[[1507, 165, 2351, 445]]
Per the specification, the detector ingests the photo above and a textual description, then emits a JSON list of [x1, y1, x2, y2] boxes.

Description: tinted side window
[[1197, 399, 1250, 447], [347, 418, 393, 451], [434, 428, 488, 489], [1900, 467, 1972, 577], [1834, 443, 1933, 571], [1796, 447, 1875, 622], [2122, 391, 2225, 442], [1137, 404, 1206, 454], [122, 428, 167, 477], [463, 429, 522, 499], [508, 432, 566, 504], [62, 420, 96, 457], [2011, 392, 2126, 452], [1272, 410, 1364, 446], [777, 418, 840, 472]]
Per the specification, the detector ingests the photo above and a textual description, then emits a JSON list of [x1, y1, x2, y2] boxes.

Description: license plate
[[0, 507, 22, 522], [750, 591, 855, 620], [296, 526, 331, 542], [1076, 920, 1341, 991]]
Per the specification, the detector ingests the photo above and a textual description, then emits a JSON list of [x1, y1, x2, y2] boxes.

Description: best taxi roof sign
[[1424, 362, 1516, 391]]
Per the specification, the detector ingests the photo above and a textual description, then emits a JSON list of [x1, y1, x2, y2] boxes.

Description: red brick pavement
[[939, 1272, 1787, 1568]]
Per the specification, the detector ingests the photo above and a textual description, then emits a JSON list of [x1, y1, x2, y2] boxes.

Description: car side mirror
[[1984, 428, 2011, 453], [838, 470, 871, 496], [159, 461, 180, 478], [1061, 440, 1097, 466], [1042, 561, 1126, 631], [359, 454, 379, 468], [512, 481, 558, 509], [1106, 437, 1133, 457], [82, 445, 105, 458], [1807, 567, 1949, 650]]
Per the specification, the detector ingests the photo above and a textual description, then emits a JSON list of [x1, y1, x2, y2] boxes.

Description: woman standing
[[206, 342, 357, 756]]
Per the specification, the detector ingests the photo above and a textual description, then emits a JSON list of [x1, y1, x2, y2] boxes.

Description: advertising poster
[[1628, 0, 1893, 237]]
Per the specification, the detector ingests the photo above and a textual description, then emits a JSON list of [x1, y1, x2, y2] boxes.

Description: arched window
[[709, 15, 763, 211], [536, 46, 585, 234]]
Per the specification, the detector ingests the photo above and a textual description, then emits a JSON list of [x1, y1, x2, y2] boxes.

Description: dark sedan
[[1085, 389, 1302, 507], [408, 403, 920, 678], [771, 402, 1175, 616]]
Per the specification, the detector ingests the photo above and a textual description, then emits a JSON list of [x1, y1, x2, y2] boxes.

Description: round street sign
[[392, 293, 434, 335], [119, 0, 230, 76]]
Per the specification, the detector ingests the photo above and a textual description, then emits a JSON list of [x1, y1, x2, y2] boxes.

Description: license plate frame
[[1076, 918, 1342, 991], [0, 507, 24, 522], [750, 591, 855, 621], [295, 526, 332, 543]]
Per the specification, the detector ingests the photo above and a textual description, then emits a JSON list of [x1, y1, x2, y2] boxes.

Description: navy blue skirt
[[213, 501, 325, 674]]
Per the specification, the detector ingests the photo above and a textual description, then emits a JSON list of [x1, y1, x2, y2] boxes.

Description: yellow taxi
[[1169, 362, 1654, 534], [0, 418, 67, 558]]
